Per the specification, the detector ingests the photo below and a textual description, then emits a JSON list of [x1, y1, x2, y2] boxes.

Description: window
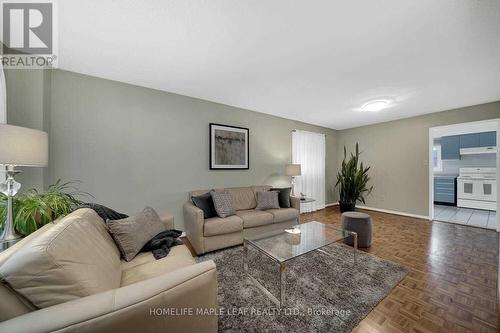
[[433, 144, 442, 172]]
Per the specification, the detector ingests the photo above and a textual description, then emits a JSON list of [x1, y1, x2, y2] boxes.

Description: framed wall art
[[209, 123, 249, 170]]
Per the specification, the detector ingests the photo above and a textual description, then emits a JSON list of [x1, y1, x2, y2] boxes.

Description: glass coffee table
[[243, 221, 357, 307]]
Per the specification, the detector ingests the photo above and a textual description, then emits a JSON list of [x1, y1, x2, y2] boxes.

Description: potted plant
[[0, 180, 89, 236], [335, 143, 373, 213]]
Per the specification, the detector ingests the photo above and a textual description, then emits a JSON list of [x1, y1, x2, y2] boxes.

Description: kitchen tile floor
[[434, 204, 497, 230]]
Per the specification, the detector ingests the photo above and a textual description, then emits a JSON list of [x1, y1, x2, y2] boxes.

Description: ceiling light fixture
[[360, 100, 391, 112]]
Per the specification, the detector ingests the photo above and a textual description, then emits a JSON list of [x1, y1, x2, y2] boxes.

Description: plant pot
[[339, 202, 355, 213]]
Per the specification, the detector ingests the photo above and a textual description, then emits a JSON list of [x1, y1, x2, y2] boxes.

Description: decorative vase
[[339, 202, 355, 213]]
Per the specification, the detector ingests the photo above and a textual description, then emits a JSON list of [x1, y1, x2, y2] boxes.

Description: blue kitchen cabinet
[[434, 176, 456, 204], [441, 135, 460, 160], [479, 131, 496, 147], [459, 133, 479, 148]]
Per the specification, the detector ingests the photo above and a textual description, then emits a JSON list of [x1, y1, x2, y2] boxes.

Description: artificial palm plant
[[0, 180, 89, 236], [335, 143, 373, 212]]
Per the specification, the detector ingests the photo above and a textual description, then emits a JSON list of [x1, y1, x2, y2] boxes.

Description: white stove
[[457, 168, 496, 211]]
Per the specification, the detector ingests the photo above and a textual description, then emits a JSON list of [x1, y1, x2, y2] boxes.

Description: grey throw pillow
[[256, 191, 280, 210], [210, 191, 235, 218], [107, 206, 165, 262]]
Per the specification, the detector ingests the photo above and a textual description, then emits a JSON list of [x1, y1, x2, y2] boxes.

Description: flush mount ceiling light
[[360, 100, 391, 112]]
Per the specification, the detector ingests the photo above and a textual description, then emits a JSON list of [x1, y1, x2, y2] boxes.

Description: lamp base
[[1, 238, 21, 251], [0, 166, 22, 243], [1, 225, 21, 242]]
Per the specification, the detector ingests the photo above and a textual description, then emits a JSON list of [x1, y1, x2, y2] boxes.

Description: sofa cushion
[[236, 210, 274, 228], [120, 245, 195, 286], [267, 208, 299, 223], [107, 206, 166, 262], [203, 215, 243, 237], [0, 223, 55, 321], [225, 187, 257, 210], [0, 209, 122, 308], [0, 222, 55, 267]]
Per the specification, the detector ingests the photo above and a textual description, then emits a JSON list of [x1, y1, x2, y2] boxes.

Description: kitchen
[[432, 125, 497, 230]]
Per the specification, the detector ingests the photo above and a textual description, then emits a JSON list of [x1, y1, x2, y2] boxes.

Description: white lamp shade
[[0, 124, 48, 167], [285, 164, 301, 176]]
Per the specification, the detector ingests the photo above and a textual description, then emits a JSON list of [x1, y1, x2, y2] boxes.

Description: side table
[[293, 197, 316, 222]]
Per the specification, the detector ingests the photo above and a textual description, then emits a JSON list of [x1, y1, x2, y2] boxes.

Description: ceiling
[[58, 0, 500, 130]]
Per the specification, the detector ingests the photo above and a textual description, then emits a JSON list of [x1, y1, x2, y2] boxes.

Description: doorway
[[429, 119, 499, 231]]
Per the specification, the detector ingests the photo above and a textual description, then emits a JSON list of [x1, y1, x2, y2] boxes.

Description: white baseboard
[[356, 205, 430, 220], [323, 202, 429, 220]]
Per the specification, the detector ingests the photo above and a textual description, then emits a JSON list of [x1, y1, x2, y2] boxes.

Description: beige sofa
[[0, 208, 217, 333], [184, 186, 300, 255]]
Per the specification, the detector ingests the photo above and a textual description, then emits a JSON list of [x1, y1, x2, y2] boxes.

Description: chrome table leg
[[280, 263, 286, 307]]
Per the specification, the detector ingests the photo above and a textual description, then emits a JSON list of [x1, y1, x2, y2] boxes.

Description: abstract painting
[[210, 123, 249, 169]]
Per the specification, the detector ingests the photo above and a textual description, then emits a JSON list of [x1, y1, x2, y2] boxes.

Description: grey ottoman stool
[[341, 212, 372, 248]]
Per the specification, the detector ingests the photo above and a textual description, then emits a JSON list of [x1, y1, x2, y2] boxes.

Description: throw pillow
[[77, 203, 129, 221], [271, 187, 292, 208], [210, 191, 235, 218], [107, 206, 166, 262], [191, 191, 217, 218], [256, 191, 280, 210]]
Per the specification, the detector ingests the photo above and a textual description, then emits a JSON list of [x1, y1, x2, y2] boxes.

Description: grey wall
[[337, 102, 500, 217], [5, 67, 500, 224], [4, 69, 50, 191], [46, 70, 338, 227]]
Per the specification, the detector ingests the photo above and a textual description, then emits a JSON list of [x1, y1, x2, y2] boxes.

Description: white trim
[[432, 118, 500, 137], [429, 128, 434, 224], [356, 205, 430, 220], [325, 202, 338, 207], [497, 123, 500, 232]]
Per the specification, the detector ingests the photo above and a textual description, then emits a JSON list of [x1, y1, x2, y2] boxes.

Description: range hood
[[460, 146, 497, 155]]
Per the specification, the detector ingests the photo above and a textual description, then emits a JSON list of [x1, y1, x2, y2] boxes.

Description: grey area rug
[[197, 243, 408, 333]]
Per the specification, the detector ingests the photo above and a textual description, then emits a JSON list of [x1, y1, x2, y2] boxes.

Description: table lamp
[[285, 164, 301, 196], [0, 124, 48, 244]]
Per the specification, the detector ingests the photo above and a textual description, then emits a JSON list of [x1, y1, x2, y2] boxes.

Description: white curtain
[[292, 130, 326, 213]]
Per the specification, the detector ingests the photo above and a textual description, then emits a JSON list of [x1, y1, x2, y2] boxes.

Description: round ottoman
[[341, 212, 372, 248]]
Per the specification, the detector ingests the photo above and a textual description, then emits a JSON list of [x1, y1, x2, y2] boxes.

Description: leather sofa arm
[[183, 202, 205, 255], [0, 261, 218, 333], [290, 196, 301, 211]]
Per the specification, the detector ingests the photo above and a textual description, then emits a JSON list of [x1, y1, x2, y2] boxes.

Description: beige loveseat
[[184, 186, 300, 255], [0, 208, 217, 333]]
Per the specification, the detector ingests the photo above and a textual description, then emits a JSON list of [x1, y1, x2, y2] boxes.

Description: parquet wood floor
[[183, 206, 498, 332], [301, 206, 499, 333]]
